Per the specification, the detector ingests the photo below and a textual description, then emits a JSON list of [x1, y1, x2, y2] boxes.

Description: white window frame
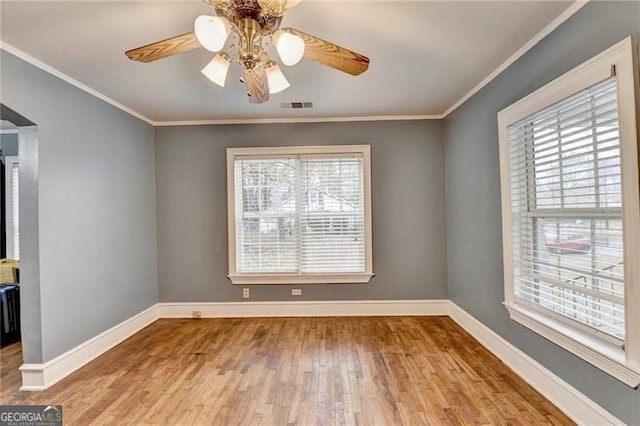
[[498, 36, 640, 387], [227, 145, 374, 285], [5, 156, 19, 260]]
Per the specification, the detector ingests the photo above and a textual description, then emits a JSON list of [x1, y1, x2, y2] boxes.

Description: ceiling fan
[[125, 0, 370, 104]]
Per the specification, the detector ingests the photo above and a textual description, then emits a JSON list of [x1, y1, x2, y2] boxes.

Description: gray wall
[[443, 2, 640, 423], [155, 121, 447, 302], [0, 50, 159, 362]]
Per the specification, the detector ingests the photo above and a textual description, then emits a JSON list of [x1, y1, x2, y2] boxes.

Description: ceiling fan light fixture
[[194, 15, 231, 52], [201, 52, 231, 87], [125, 1, 370, 103], [272, 30, 305, 66], [265, 61, 290, 94]]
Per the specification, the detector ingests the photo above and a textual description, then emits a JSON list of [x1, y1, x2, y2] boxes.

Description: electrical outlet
[[291, 289, 302, 296], [243, 288, 250, 299], [192, 310, 202, 319]]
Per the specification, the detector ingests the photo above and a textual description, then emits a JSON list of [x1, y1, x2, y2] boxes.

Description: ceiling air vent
[[280, 102, 314, 109]]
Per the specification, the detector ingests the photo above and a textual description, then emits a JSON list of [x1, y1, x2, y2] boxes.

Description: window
[[498, 37, 640, 387], [5, 156, 19, 260], [227, 145, 373, 284]]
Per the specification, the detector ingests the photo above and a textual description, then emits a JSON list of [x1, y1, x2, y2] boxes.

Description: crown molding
[[154, 114, 444, 126], [1, 1, 588, 126], [0, 41, 155, 126], [442, 0, 589, 118]]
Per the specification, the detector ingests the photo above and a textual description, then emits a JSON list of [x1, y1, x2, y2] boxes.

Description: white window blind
[[233, 152, 366, 277], [299, 156, 365, 273], [234, 157, 297, 273], [508, 77, 625, 342], [11, 162, 19, 260], [5, 157, 19, 261], [499, 37, 640, 387]]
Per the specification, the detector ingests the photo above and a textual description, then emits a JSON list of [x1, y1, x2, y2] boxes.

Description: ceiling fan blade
[[244, 67, 270, 104], [281, 28, 369, 76], [125, 32, 200, 63]]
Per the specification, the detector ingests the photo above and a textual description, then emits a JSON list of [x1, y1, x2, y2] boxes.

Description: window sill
[[228, 273, 375, 285], [505, 303, 640, 388]]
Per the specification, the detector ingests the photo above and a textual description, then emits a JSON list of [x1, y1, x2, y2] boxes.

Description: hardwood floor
[[0, 317, 573, 425], [0, 340, 23, 403]]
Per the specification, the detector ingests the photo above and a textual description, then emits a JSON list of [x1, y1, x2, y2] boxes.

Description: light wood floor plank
[[1, 317, 573, 425]]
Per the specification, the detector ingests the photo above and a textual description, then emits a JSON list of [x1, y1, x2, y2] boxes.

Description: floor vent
[[280, 102, 314, 109]]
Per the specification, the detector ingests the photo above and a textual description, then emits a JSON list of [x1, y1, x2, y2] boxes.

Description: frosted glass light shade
[[201, 53, 231, 87], [265, 61, 290, 94], [272, 30, 305, 66], [194, 15, 231, 52]]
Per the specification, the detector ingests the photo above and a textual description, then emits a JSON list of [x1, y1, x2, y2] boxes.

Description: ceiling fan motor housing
[[208, 0, 282, 32], [208, 0, 284, 72], [233, 0, 265, 21]]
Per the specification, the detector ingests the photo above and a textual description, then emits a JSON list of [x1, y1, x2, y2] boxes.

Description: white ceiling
[[0, 0, 576, 124]]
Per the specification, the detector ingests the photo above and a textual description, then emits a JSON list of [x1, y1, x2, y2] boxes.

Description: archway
[[0, 104, 43, 387]]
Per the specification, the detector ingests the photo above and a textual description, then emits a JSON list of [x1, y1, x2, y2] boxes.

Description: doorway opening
[[0, 103, 41, 395]]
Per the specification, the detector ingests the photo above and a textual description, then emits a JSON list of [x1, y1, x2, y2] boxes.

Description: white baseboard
[[447, 302, 623, 425], [19, 304, 159, 391], [157, 299, 450, 318]]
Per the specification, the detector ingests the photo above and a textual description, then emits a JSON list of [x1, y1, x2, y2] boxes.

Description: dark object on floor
[[0, 284, 20, 347]]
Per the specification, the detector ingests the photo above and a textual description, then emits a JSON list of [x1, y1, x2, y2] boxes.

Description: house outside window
[[497, 37, 640, 387], [227, 145, 373, 285]]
